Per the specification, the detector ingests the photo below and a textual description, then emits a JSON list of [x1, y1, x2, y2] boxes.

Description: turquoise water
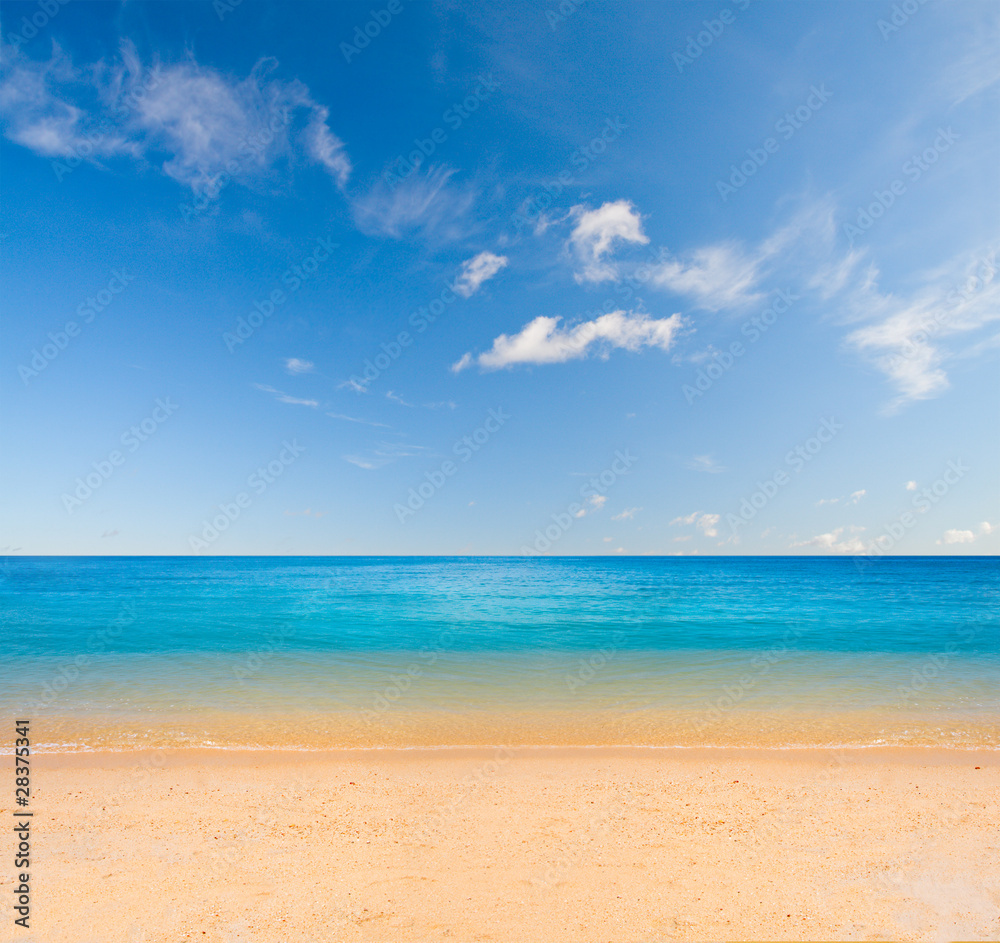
[[1, 556, 997, 749]]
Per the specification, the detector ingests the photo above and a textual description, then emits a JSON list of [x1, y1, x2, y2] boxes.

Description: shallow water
[[2, 556, 997, 750]]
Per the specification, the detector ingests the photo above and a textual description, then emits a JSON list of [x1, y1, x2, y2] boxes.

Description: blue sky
[[1, 0, 997, 556]]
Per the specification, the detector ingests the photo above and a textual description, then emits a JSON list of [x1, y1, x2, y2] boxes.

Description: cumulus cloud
[[905, 480, 918, 491], [980, 521, 995, 535], [670, 512, 719, 537], [696, 513, 720, 537], [285, 358, 314, 374], [573, 494, 608, 520], [0, 41, 351, 196], [567, 200, 649, 283], [452, 251, 508, 298], [938, 529, 976, 545], [452, 309, 682, 372]]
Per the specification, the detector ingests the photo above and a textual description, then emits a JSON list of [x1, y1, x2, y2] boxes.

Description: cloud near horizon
[[792, 526, 867, 553], [451, 309, 683, 372]]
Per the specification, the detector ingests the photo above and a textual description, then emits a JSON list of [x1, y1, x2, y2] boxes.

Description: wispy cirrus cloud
[[685, 454, 725, 474], [816, 489, 866, 507], [650, 242, 767, 312], [352, 164, 474, 240], [0, 41, 351, 195], [844, 247, 999, 412], [343, 442, 431, 470], [452, 309, 683, 372], [284, 358, 314, 374], [326, 412, 390, 428], [254, 383, 318, 408]]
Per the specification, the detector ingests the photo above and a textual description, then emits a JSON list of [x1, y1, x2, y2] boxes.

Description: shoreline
[[28, 742, 1000, 766]]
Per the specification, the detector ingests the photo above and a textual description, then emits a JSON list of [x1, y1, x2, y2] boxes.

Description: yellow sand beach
[[5, 747, 998, 942]]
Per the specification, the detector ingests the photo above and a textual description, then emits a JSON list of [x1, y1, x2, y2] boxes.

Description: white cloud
[[651, 242, 767, 311], [670, 512, 700, 526], [818, 489, 865, 507], [943, 8, 1000, 105], [0, 42, 351, 196], [285, 358, 314, 374], [567, 200, 649, 283], [905, 480, 918, 491], [386, 390, 415, 407], [254, 383, 318, 408], [573, 494, 608, 520], [938, 529, 976, 545], [343, 442, 431, 470], [793, 527, 867, 553], [669, 511, 719, 537], [302, 103, 351, 187], [325, 412, 390, 428], [612, 507, 641, 521], [844, 247, 999, 412], [452, 309, 683, 372], [452, 251, 508, 298], [686, 454, 725, 474], [649, 201, 842, 313], [353, 164, 474, 240], [385, 390, 455, 410], [807, 248, 867, 300], [696, 513, 720, 537], [980, 522, 995, 535]]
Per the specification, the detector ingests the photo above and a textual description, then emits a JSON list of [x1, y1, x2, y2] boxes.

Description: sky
[[0, 0, 997, 556]]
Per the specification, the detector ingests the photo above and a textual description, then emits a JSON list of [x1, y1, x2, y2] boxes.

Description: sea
[[1, 555, 997, 752]]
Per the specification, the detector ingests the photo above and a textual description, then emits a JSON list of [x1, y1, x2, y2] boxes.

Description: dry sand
[[3, 747, 998, 942]]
